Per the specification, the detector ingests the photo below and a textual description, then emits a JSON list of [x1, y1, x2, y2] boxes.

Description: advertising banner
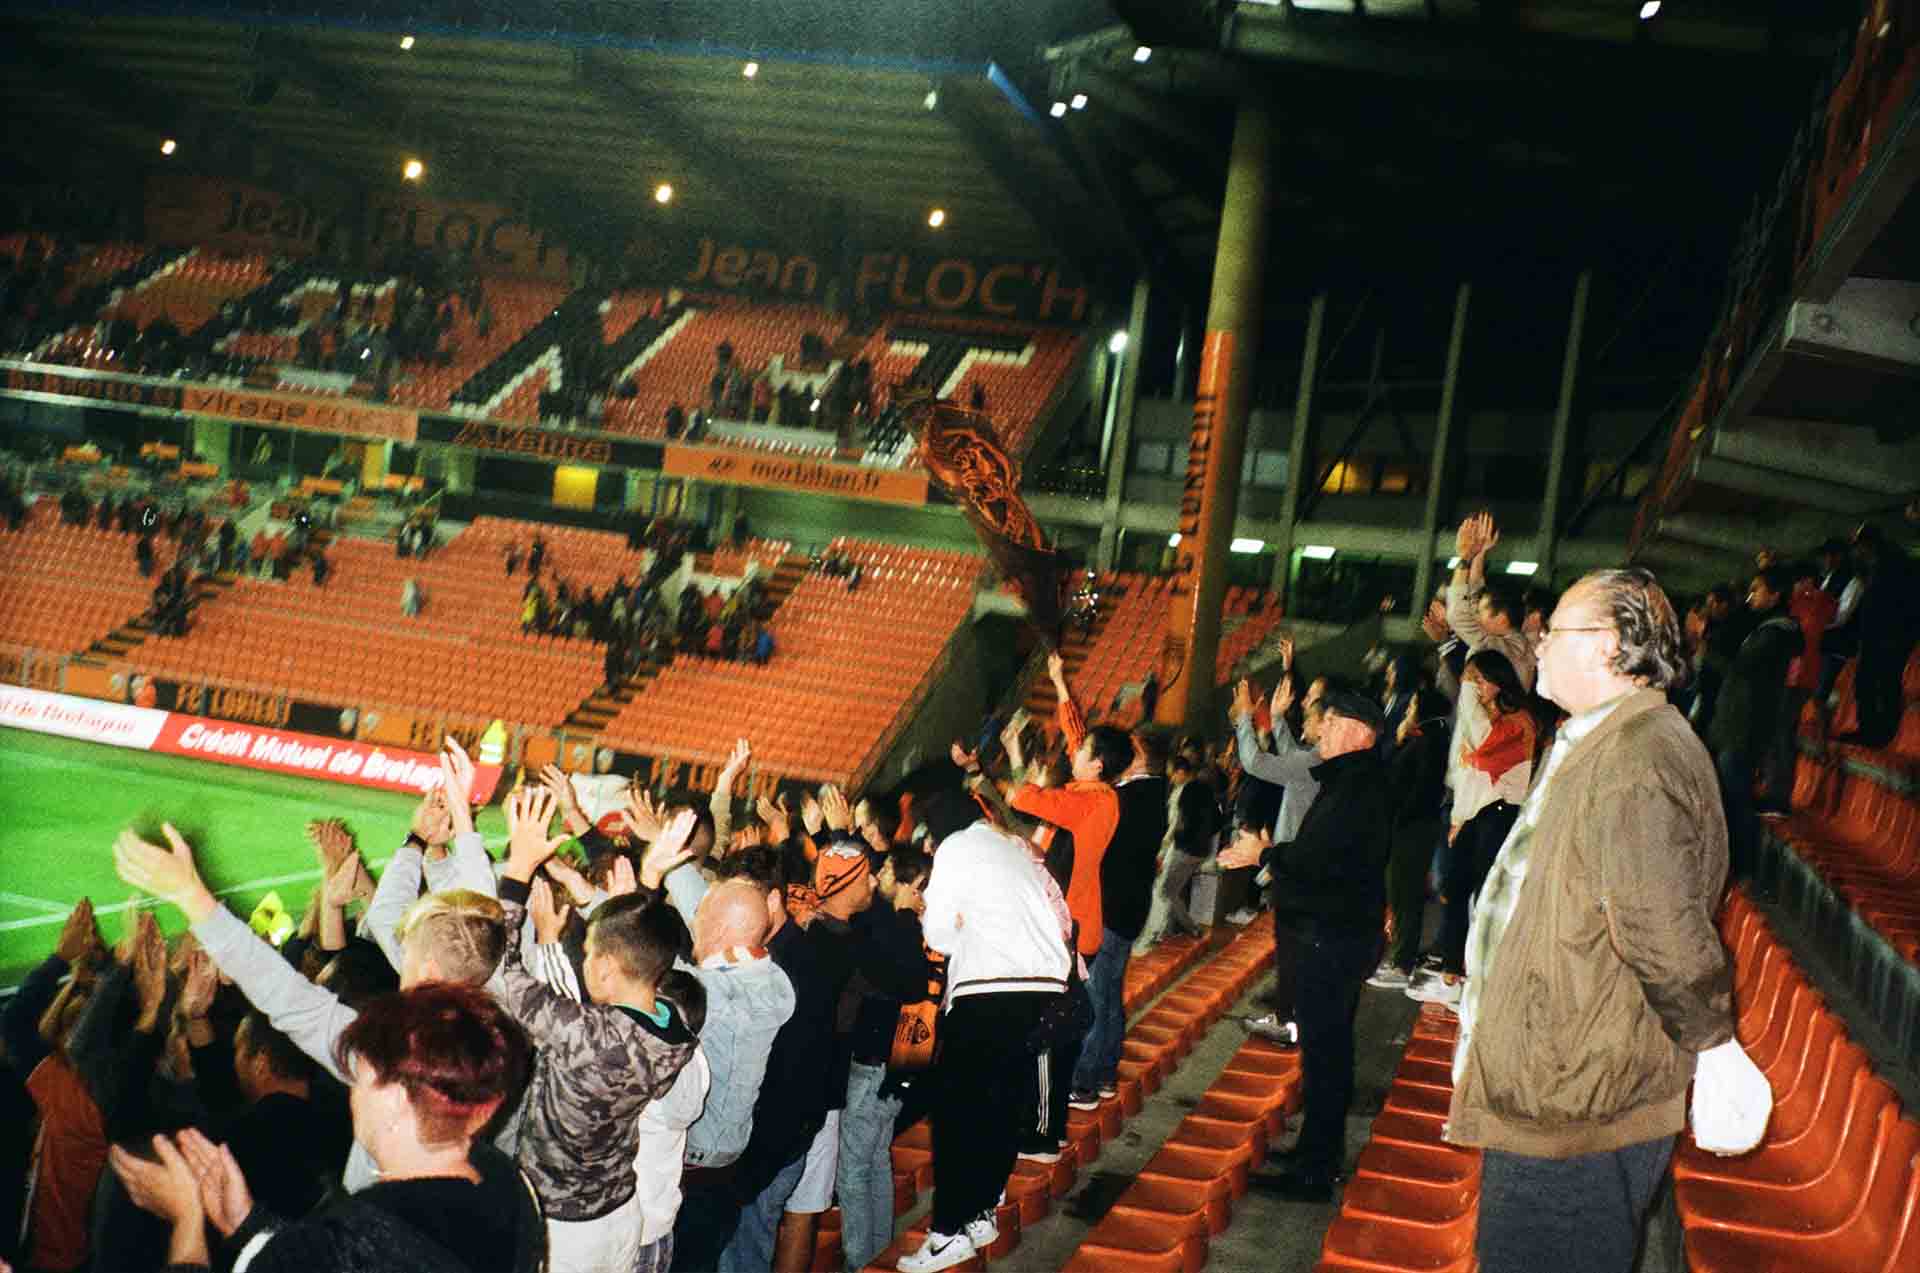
[[662, 443, 930, 506], [0, 686, 501, 800], [2, 363, 418, 442]]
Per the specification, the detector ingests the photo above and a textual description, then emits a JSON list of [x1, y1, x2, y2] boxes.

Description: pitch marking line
[[0, 853, 414, 933], [0, 891, 75, 915]]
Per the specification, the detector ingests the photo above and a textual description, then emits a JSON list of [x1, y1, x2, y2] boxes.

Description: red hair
[[336, 983, 531, 1145]]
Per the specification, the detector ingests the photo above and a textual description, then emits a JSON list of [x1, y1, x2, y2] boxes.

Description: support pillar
[[1410, 283, 1473, 614], [1156, 98, 1270, 731], [1097, 276, 1151, 572], [1270, 292, 1327, 597], [1538, 270, 1590, 585]]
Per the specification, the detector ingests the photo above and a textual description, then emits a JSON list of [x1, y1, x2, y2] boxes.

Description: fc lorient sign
[[0, 686, 499, 799]]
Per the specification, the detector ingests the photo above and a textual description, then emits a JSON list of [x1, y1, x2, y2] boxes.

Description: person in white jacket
[[897, 790, 1070, 1273]]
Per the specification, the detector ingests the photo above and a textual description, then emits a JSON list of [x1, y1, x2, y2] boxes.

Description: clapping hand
[[539, 764, 586, 829], [820, 785, 853, 832], [800, 790, 826, 837], [542, 854, 596, 908], [55, 897, 101, 966], [175, 1127, 253, 1237], [439, 739, 477, 837], [410, 790, 454, 854], [623, 788, 667, 843], [503, 787, 572, 883], [528, 876, 572, 945], [718, 738, 752, 795], [756, 794, 791, 844], [115, 823, 218, 923], [1230, 678, 1256, 722], [640, 808, 700, 890], [1217, 827, 1270, 870], [949, 741, 979, 774]]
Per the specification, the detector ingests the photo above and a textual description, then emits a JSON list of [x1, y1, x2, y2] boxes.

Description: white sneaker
[[897, 1229, 976, 1273], [963, 1210, 999, 1251], [1241, 1012, 1298, 1045], [1405, 971, 1463, 1006], [1367, 965, 1412, 990], [1224, 907, 1259, 926]]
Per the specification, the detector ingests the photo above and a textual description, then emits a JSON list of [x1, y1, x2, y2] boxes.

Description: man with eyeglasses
[[1443, 568, 1769, 1273]]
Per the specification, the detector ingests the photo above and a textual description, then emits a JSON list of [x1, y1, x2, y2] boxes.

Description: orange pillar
[[1156, 98, 1270, 730]]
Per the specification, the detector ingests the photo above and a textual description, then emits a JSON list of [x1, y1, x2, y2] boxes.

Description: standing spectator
[[1833, 524, 1920, 748], [1219, 690, 1392, 1200], [108, 984, 544, 1273], [897, 791, 1068, 1273], [1006, 653, 1125, 1108], [1370, 688, 1451, 990], [1774, 562, 1836, 781], [400, 578, 423, 618], [839, 846, 932, 1270], [1412, 650, 1534, 1006], [491, 791, 701, 1272], [1704, 565, 1801, 875], [1228, 648, 1326, 1046], [310, 552, 330, 588], [1156, 750, 1223, 939], [1446, 568, 1768, 1269]]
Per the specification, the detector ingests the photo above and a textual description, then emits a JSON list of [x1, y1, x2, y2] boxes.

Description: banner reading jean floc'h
[[144, 175, 575, 282], [671, 236, 1089, 324]]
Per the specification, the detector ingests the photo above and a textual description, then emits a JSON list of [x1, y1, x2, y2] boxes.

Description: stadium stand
[[602, 298, 848, 438], [1030, 576, 1285, 725], [0, 502, 167, 658], [597, 537, 978, 785], [1673, 888, 1920, 1272], [390, 277, 572, 413]]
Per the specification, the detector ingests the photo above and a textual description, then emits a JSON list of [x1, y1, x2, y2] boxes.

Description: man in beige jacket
[[1444, 567, 1770, 1271]]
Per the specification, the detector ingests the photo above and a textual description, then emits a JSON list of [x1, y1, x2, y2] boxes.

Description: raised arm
[[1446, 512, 1493, 644], [1049, 650, 1087, 752], [115, 824, 354, 1083]]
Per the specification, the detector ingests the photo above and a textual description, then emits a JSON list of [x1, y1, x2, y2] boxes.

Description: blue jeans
[[1071, 927, 1130, 1093], [838, 1062, 903, 1271], [716, 1151, 807, 1273]]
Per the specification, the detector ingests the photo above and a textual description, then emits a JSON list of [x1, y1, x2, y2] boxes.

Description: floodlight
[[402, 158, 424, 181], [1301, 545, 1337, 560], [1133, 46, 1152, 63], [160, 138, 177, 155]]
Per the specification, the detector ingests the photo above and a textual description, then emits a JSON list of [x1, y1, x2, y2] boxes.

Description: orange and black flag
[[905, 394, 1062, 636]]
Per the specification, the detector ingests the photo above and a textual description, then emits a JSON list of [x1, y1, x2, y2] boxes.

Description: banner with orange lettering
[[661, 443, 929, 506], [181, 384, 418, 442], [144, 175, 574, 281]]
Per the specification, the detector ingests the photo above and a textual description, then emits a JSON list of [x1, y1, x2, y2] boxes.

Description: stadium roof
[[0, 0, 1866, 298]]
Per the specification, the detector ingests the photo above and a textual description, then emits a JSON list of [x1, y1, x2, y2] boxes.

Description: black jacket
[[846, 905, 932, 1066], [1101, 776, 1170, 940], [1705, 611, 1802, 759], [1270, 748, 1391, 931], [1389, 721, 1450, 825]]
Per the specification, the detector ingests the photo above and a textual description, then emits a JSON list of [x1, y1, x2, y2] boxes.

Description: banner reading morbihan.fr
[[0, 686, 502, 801]]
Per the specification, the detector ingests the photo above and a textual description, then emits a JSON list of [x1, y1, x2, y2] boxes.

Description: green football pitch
[[0, 728, 510, 991]]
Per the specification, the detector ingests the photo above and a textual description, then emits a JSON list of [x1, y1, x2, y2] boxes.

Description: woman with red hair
[[109, 983, 543, 1273]]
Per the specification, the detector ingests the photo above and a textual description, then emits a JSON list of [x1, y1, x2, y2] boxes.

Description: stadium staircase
[[558, 550, 810, 735]]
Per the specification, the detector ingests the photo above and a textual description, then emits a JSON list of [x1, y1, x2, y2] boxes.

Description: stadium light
[[1049, 101, 1067, 118], [1638, 1, 1660, 17], [1133, 45, 1152, 63], [402, 158, 424, 181], [1505, 560, 1540, 576], [924, 88, 939, 111], [1446, 556, 1461, 569], [1070, 92, 1088, 110], [1301, 545, 1337, 560], [1107, 330, 1128, 354], [654, 183, 674, 204], [1230, 538, 1265, 554], [742, 60, 759, 79], [927, 208, 946, 229], [399, 34, 415, 50], [1167, 533, 1181, 547], [160, 138, 177, 156]]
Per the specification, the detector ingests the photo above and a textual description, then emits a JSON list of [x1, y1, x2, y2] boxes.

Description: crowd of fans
[[3, 506, 1914, 1273]]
